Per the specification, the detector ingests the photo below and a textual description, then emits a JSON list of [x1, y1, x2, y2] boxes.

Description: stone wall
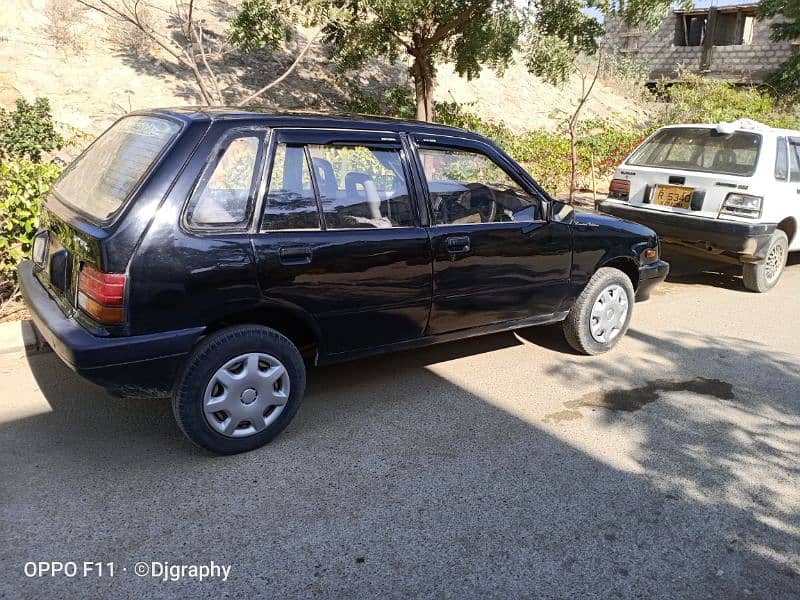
[[604, 6, 796, 83]]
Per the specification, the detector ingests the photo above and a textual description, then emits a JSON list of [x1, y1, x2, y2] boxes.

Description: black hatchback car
[[19, 109, 668, 454]]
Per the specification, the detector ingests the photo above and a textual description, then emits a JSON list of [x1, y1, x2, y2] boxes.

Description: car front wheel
[[172, 325, 306, 455], [563, 267, 635, 355]]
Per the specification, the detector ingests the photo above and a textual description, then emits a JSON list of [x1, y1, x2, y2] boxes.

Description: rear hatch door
[[31, 114, 184, 318]]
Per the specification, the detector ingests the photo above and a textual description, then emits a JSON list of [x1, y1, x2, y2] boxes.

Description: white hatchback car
[[599, 119, 798, 292]]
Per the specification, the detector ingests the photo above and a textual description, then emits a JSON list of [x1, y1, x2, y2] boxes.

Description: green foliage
[[231, 0, 522, 120], [765, 53, 800, 102], [0, 160, 61, 287], [523, 33, 579, 87], [0, 98, 64, 162], [757, 0, 800, 100], [0, 97, 64, 296], [228, 0, 293, 53], [656, 72, 800, 129]]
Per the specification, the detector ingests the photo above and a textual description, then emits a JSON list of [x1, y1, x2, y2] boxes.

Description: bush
[[0, 97, 65, 162], [0, 97, 65, 301], [0, 160, 62, 290], [656, 71, 800, 129]]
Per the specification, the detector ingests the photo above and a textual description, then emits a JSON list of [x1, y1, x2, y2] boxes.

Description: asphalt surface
[[1, 248, 799, 599]]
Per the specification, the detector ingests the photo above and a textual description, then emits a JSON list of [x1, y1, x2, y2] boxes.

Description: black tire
[[172, 325, 306, 455], [742, 230, 788, 293], [562, 267, 635, 356]]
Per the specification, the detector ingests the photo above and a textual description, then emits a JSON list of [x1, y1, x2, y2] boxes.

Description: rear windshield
[[53, 116, 181, 222], [627, 127, 762, 176]]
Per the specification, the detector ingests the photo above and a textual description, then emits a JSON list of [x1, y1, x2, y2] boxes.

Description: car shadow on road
[[4, 329, 799, 598], [661, 244, 800, 292]]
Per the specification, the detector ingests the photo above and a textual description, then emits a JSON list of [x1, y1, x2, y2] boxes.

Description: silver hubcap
[[764, 243, 786, 283], [590, 284, 629, 344], [203, 353, 290, 438]]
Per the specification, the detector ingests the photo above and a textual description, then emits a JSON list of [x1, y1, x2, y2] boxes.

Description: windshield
[[53, 116, 181, 222], [627, 127, 761, 177]]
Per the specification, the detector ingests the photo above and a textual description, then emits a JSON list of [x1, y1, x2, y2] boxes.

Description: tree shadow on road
[[4, 328, 799, 598]]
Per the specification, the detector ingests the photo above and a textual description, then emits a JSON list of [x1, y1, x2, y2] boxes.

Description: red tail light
[[609, 178, 631, 198], [78, 265, 126, 324]]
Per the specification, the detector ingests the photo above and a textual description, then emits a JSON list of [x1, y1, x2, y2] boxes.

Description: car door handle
[[445, 235, 471, 253], [279, 246, 312, 265]]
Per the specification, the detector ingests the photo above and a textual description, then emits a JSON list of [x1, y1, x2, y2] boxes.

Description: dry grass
[[42, 0, 86, 54]]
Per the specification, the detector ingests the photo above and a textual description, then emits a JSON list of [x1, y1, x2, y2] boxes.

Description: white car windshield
[[628, 127, 761, 177]]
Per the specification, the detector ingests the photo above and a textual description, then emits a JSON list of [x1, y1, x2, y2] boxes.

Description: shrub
[[0, 97, 65, 162], [0, 97, 65, 300], [656, 71, 800, 129], [43, 0, 85, 54], [0, 160, 62, 290]]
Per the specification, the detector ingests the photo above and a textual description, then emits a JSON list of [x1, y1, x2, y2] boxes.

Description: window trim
[[182, 126, 267, 234], [257, 128, 421, 233], [412, 136, 546, 227]]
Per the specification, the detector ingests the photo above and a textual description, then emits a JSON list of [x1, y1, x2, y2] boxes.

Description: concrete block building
[[604, 3, 798, 83]]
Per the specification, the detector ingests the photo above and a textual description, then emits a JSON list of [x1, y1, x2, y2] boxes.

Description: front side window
[[307, 144, 414, 229], [54, 116, 181, 222], [262, 144, 319, 231], [187, 135, 261, 227], [628, 127, 761, 177], [418, 148, 539, 225]]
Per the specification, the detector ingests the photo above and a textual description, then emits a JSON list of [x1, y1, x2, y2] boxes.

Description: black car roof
[[137, 107, 483, 140]]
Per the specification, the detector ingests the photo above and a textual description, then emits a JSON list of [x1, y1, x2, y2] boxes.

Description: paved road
[[1, 249, 799, 599]]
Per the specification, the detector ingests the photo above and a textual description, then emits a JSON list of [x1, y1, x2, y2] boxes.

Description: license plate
[[653, 185, 693, 208]]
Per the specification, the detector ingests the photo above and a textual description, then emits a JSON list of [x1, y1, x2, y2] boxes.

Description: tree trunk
[[412, 53, 435, 122], [569, 124, 578, 204]]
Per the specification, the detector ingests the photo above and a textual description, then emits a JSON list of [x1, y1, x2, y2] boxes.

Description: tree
[[230, 0, 522, 121], [757, 0, 800, 100]]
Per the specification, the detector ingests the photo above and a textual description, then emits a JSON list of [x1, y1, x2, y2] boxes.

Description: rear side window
[[53, 116, 181, 222], [418, 148, 540, 225], [775, 137, 789, 181], [790, 141, 800, 183], [187, 135, 261, 227]]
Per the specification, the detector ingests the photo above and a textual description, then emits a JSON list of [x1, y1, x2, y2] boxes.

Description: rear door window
[[261, 144, 321, 231], [53, 116, 181, 222], [307, 144, 414, 229]]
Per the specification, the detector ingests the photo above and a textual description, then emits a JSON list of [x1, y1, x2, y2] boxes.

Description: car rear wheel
[[742, 230, 788, 293], [563, 267, 635, 355], [172, 325, 306, 455]]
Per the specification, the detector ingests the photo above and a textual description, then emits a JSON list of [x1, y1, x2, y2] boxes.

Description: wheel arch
[[598, 255, 640, 291], [777, 217, 797, 246], [203, 302, 321, 362]]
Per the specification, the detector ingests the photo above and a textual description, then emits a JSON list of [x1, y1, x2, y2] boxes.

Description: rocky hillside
[[0, 0, 651, 141]]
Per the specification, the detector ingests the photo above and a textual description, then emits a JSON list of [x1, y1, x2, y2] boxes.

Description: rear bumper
[[636, 259, 669, 301], [599, 201, 776, 260], [18, 260, 203, 397]]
